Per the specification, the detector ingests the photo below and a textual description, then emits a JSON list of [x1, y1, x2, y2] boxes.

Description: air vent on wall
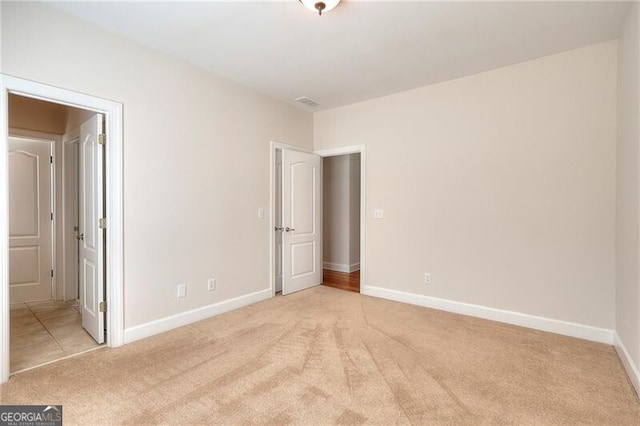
[[295, 96, 320, 107]]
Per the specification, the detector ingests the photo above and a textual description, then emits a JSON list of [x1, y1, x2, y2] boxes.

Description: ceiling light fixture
[[299, 0, 340, 16]]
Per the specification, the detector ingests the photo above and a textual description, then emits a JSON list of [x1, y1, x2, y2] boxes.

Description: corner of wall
[[615, 333, 640, 397], [614, 1, 640, 399]]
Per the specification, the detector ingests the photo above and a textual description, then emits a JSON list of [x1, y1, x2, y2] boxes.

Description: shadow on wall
[[323, 153, 360, 273]]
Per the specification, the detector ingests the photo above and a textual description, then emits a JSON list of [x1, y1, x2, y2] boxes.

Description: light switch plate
[[374, 208, 384, 219], [177, 283, 187, 298]]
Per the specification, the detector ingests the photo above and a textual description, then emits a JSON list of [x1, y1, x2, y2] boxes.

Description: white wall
[[1, 2, 313, 330], [315, 42, 617, 330], [9, 94, 67, 134], [323, 155, 350, 268], [615, 3, 640, 394], [323, 153, 360, 271]]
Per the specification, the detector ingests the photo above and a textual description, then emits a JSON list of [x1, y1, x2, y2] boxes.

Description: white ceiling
[[49, 1, 631, 111]]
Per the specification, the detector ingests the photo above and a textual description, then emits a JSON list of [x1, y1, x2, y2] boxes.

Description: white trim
[[315, 145, 364, 157], [315, 145, 367, 293], [0, 74, 125, 383], [361, 285, 614, 344], [323, 262, 360, 273], [614, 333, 640, 396], [124, 288, 272, 344], [0, 86, 10, 383]]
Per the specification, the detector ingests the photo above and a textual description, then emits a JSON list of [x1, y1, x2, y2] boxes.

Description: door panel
[[282, 150, 322, 295], [79, 114, 105, 344], [8, 138, 53, 303]]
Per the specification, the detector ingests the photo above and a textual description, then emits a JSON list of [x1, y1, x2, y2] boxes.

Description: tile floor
[[10, 300, 102, 373]]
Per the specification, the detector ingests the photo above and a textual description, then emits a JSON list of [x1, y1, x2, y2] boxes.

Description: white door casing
[[275, 150, 283, 293], [1, 75, 125, 384], [8, 137, 53, 303], [282, 149, 322, 295], [79, 115, 104, 344]]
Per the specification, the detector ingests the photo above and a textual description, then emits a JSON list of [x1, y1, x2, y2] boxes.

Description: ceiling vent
[[295, 96, 320, 107]]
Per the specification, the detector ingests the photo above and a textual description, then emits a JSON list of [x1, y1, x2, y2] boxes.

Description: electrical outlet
[[423, 273, 432, 285], [207, 278, 216, 292], [177, 283, 187, 298]]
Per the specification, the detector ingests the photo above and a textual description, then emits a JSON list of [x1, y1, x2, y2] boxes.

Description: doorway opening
[[8, 95, 105, 373], [321, 153, 361, 293], [270, 142, 366, 297], [0, 75, 124, 384]]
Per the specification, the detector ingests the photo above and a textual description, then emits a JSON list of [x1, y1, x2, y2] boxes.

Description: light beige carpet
[[1, 286, 638, 424]]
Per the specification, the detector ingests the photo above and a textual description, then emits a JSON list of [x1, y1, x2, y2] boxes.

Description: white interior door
[[79, 114, 104, 344], [282, 149, 322, 295], [8, 137, 53, 303]]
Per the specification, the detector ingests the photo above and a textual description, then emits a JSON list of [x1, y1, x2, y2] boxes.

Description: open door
[[281, 149, 322, 295], [79, 114, 105, 344]]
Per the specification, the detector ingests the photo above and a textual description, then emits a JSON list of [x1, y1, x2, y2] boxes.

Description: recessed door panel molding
[[81, 135, 96, 250], [291, 242, 315, 277], [8, 137, 53, 303], [8, 151, 40, 238], [291, 163, 315, 236], [8, 246, 40, 286], [82, 259, 97, 319], [282, 149, 322, 295]]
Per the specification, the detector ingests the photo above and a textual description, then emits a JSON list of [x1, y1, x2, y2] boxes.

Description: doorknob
[[76, 233, 84, 241], [285, 227, 295, 233], [275, 226, 284, 232]]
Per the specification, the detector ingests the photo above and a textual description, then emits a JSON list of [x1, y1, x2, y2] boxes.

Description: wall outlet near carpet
[[424, 273, 432, 285], [177, 283, 188, 298], [207, 278, 216, 292]]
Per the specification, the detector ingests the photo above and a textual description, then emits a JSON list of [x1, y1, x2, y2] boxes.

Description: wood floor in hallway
[[322, 269, 360, 293]]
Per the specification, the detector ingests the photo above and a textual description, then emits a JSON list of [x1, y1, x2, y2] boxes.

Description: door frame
[[315, 145, 366, 294], [269, 141, 367, 297], [0, 74, 125, 383]]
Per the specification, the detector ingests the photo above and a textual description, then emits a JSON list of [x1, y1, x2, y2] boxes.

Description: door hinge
[[98, 133, 106, 146], [51, 212, 54, 221], [99, 218, 107, 229], [50, 156, 53, 164], [99, 301, 107, 313], [51, 269, 54, 278]]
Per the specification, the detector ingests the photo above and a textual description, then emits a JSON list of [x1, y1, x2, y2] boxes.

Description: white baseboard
[[361, 285, 614, 345], [614, 332, 640, 396], [323, 262, 360, 273], [124, 288, 272, 344]]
